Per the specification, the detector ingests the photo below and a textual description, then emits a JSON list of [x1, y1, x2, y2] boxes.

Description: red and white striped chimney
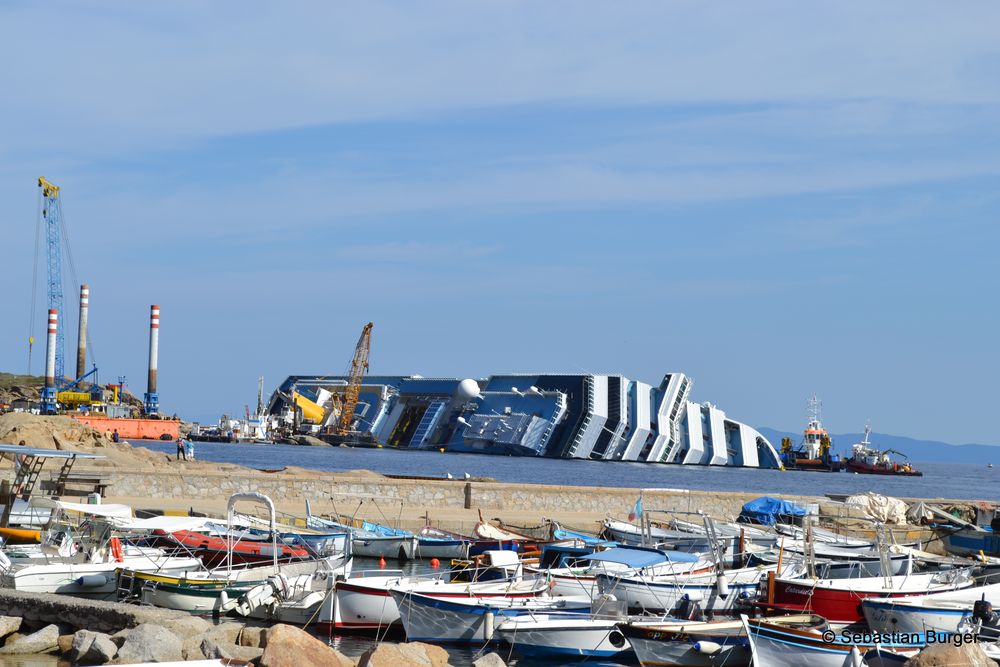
[[147, 304, 159, 395], [76, 284, 89, 379], [45, 309, 58, 390]]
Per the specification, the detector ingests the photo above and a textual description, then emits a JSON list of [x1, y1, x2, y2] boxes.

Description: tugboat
[[844, 422, 922, 476], [780, 396, 842, 472]]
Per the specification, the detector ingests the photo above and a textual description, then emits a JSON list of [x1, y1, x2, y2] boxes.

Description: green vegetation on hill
[[0, 372, 44, 390]]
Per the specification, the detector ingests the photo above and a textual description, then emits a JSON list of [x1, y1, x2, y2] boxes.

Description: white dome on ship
[[456, 378, 481, 400]]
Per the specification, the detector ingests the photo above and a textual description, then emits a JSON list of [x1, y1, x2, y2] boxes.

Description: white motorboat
[[305, 503, 417, 560], [392, 590, 592, 643], [541, 546, 714, 599], [597, 564, 789, 614], [863, 582, 1000, 635], [319, 566, 550, 632], [496, 613, 632, 660], [0, 501, 203, 598]]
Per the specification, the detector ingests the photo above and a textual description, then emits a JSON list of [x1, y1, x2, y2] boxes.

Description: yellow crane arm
[[336, 322, 373, 436]]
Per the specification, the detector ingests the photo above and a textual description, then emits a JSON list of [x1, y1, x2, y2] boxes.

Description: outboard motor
[[671, 593, 706, 622], [973, 599, 1000, 641]]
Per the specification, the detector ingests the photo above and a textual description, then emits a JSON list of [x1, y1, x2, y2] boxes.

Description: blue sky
[[1, 2, 999, 443]]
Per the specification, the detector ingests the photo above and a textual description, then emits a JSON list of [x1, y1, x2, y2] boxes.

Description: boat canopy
[[111, 515, 214, 532], [739, 496, 808, 526], [29, 497, 133, 519], [0, 444, 103, 459], [583, 546, 698, 567]]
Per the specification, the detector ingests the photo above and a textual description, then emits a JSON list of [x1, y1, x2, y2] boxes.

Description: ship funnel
[[143, 304, 160, 414], [42, 309, 58, 413], [76, 284, 89, 380]]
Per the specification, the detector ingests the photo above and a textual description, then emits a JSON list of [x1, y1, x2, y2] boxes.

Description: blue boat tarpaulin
[[582, 546, 698, 568], [739, 496, 807, 526]]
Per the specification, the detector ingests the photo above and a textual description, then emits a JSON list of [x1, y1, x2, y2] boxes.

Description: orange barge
[[71, 415, 180, 441]]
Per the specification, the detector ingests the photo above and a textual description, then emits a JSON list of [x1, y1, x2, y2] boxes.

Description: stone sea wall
[[97, 467, 816, 524]]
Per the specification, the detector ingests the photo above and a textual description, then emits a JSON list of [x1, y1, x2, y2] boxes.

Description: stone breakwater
[[0, 588, 490, 665]]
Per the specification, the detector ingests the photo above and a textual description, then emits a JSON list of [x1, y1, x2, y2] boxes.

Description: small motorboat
[[496, 611, 633, 660], [321, 565, 551, 632], [863, 582, 1000, 635], [391, 589, 592, 644], [621, 614, 826, 667], [305, 502, 418, 560], [744, 616, 920, 667]]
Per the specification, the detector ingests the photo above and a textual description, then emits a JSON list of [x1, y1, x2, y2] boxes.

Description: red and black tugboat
[[845, 422, 922, 476]]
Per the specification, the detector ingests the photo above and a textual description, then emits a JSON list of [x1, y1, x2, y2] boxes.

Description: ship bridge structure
[[269, 371, 781, 469]]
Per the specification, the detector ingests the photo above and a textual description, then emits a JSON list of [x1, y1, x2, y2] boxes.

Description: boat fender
[[683, 592, 704, 602], [218, 590, 230, 611], [694, 641, 722, 655], [715, 574, 730, 597], [109, 537, 125, 563], [484, 610, 495, 641], [76, 574, 108, 587], [849, 645, 864, 667]]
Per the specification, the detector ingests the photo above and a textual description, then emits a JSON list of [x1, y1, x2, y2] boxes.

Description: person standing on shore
[[175, 437, 187, 461]]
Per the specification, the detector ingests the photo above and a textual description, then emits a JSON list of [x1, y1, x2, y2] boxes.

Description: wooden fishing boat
[[391, 590, 591, 643], [620, 614, 825, 667], [320, 569, 551, 632], [744, 616, 920, 667], [764, 569, 974, 623]]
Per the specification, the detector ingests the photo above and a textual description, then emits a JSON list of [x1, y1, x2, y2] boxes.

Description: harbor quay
[[97, 467, 933, 543]]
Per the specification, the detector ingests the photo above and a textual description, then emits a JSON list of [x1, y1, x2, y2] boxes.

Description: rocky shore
[[0, 587, 511, 666]]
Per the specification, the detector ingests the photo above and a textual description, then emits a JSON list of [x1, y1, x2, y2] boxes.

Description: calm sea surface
[[133, 440, 996, 501]]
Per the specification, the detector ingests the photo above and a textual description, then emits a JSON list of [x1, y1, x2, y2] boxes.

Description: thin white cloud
[[2, 1, 1000, 157]]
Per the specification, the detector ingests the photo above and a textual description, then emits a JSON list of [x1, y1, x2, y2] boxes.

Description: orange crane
[[335, 322, 373, 437]]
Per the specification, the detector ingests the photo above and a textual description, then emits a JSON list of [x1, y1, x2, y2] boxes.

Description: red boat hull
[[770, 579, 928, 623], [154, 530, 312, 568], [845, 461, 922, 476]]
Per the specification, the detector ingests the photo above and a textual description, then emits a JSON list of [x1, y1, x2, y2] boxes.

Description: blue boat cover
[[582, 546, 698, 568], [739, 496, 807, 526]]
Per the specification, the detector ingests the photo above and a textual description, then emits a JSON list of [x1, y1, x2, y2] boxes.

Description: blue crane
[[38, 177, 66, 383]]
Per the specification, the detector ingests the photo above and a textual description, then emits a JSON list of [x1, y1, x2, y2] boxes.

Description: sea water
[[135, 439, 996, 500]]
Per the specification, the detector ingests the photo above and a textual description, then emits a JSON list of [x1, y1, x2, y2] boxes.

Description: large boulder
[[257, 624, 353, 667], [159, 616, 213, 638], [0, 617, 21, 641], [357, 642, 451, 667], [238, 626, 267, 648], [904, 641, 994, 667], [203, 622, 245, 646], [472, 654, 507, 667], [113, 624, 183, 663], [0, 624, 60, 654], [200, 637, 263, 662], [67, 630, 118, 665]]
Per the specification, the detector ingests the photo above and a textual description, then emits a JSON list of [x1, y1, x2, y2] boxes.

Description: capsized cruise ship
[[267, 372, 782, 468]]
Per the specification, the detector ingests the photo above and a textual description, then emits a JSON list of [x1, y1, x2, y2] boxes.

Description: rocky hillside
[[0, 412, 244, 474], [0, 372, 144, 412]]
